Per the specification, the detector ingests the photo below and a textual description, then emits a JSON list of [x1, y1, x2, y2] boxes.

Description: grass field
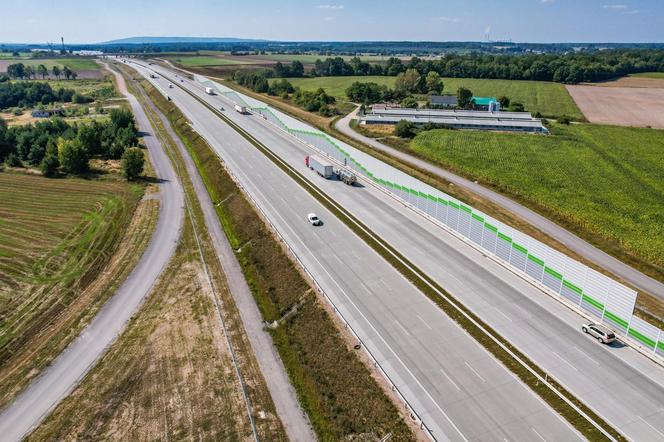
[[410, 123, 664, 273], [26, 78, 116, 98], [0, 172, 149, 406], [280, 75, 583, 118], [0, 58, 99, 72], [256, 53, 397, 63], [170, 55, 249, 67], [629, 72, 664, 79]]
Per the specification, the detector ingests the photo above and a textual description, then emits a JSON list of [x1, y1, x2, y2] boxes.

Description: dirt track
[[567, 84, 664, 128]]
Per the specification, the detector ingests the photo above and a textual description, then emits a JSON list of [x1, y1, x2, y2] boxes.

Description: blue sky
[[0, 0, 661, 44]]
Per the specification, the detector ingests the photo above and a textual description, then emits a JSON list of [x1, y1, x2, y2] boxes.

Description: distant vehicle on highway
[[234, 104, 248, 114], [220, 106, 225, 111], [582, 323, 616, 344], [205, 87, 215, 95], [307, 213, 322, 226], [305, 155, 334, 178], [168, 83, 173, 88]]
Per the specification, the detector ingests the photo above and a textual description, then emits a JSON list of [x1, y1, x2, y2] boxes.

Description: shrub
[[121, 147, 145, 181], [394, 120, 415, 138], [6, 152, 22, 167]]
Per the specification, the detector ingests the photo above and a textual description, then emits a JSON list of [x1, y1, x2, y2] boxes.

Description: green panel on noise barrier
[[582, 294, 604, 311], [628, 328, 656, 347], [563, 279, 582, 295], [472, 213, 484, 222], [513, 243, 528, 254], [544, 267, 563, 280], [658, 340, 664, 350], [484, 223, 498, 233], [460, 205, 472, 214], [498, 232, 512, 243], [449, 201, 460, 209], [603, 310, 628, 328], [427, 194, 437, 201], [437, 197, 449, 205], [527, 254, 544, 266]]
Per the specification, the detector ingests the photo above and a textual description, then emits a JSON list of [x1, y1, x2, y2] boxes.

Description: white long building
[[360, 107, 549, 133]]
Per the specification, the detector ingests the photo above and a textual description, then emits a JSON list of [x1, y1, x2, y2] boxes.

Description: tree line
[[0, 80, 89, 109], [0, 108, 144, 180], [232, 70, 338, 116], [6, 63, 78, 80], [268, 49, 664, 84]]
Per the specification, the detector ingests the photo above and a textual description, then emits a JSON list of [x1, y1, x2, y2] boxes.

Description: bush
[[394, 120, 415, 138], [558, 115, 571, 125], [40, 149, 59, 177], [121, 147, 145, 181], [57, 137, 89, 174], [6, 152, 22, 167], [400, 96, 418, 109], [72, 93, 93, 104]]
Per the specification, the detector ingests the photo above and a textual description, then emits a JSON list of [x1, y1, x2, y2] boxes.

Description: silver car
[[582, 323, 616, 344]]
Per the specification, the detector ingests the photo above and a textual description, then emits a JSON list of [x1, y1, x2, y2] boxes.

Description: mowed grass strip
[[280, 75, 582, 118], [410, 123, 664, 274], [629, 72, 664, 79]]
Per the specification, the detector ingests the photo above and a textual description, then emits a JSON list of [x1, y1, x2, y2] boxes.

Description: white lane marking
[[440, 368, 461, 391], [394, 320, 412, 337], [551, 351, 579, 372], [531, 427, 547, 442], [572, 346, 600, 366], [494, 307, 513, 323], [416, 314, 433, 330], [639, 416, 664, 439], [464, 362, 486, 382]]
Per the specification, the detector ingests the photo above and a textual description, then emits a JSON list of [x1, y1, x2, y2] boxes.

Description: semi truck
[[336, 168, 357, 185], [234, 104, 248, 114], [305, 155, 334, 178], [205, 87, 215, 95]]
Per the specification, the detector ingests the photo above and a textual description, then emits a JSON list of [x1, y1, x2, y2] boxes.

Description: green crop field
[[629, 72, 664, 79], [258, 53, 395, 64], [0, 58, 100, 71], [410, 123, 664, 270], [281, 75, 582, 118], [169, 56, 249, 67]]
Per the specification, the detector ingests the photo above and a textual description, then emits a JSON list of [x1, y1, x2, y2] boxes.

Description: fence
[[196, 75, 664, 360]]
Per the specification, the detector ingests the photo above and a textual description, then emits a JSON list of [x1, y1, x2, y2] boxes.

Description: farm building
[[429, 95, 458, 108], [471, 96, 499, 111], [358, 107, 548, 133], [31, 109, 63, 118]]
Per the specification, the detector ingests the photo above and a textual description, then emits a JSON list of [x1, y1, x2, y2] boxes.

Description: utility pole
[[60, 36, 66, 54]]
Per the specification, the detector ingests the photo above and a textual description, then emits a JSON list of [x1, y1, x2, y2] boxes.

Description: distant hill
[[99, 36, 267, 45]]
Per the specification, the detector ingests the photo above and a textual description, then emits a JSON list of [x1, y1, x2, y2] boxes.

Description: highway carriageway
[[137, 61, 664, 441]]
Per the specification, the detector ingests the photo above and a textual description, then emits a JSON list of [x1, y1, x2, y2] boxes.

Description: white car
[[582, 323, 616, 344], [307, 213, 322, 226]]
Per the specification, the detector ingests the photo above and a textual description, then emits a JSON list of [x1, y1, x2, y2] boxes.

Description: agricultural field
[[282, 75, 583, 118], [0, 57, 100, 72], [168, 55, 252, 67], [0, 172, 148, 406], [629, 72, 664, 79], [409, 123, 664, 274], [254, 53, 398, 64]]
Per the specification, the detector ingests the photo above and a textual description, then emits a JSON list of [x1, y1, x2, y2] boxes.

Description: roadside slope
[[0, 61, 185, 441]]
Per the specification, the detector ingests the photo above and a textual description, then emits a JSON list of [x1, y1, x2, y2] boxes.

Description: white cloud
[[603, 4, 628, 9], [623, 9, 639, 14], [323, 16, 335, 21], [432, 16, 460, 23], [540, 0, 555, 4], [316, 4, 344, 9]]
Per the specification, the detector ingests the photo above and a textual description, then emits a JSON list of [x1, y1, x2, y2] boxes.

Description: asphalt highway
[[336, 107, 664, 302], [133, 61, 584, 441], [144, 62, 664, 441], [0, 62, 185, 441]]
